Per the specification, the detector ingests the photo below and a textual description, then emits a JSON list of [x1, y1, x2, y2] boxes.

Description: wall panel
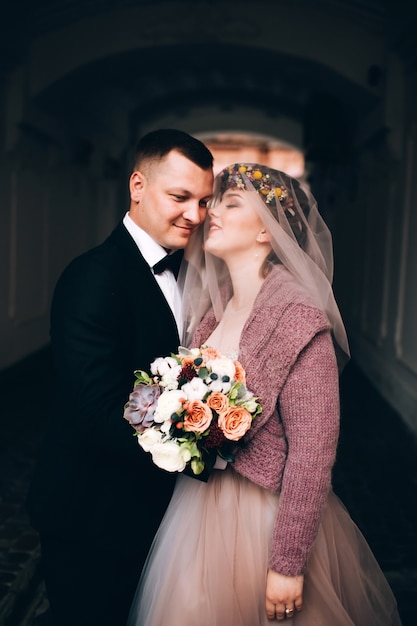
[[395, 127, 417, 374]]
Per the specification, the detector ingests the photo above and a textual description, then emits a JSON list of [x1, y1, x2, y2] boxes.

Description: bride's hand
[[265, 569, 304, 621]]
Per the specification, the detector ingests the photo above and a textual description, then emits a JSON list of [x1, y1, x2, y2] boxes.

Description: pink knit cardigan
[[192, 265, 340, 576]]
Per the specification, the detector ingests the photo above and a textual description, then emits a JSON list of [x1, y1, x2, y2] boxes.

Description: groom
[[27, 129, 214, 626]]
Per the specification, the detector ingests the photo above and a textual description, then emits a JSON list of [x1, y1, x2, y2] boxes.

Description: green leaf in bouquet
[[191, 458, 205, 475], [133, 369, 153, 385], [189, 441, 201, 457], [178, 346, 193, 357], [234, 382, 246, 398], [253, 405, 263, 417]]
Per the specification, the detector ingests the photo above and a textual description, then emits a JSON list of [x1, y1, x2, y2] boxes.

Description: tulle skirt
[[127, 468, 401, 626]]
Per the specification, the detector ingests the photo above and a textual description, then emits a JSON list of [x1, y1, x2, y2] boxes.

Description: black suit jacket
[[28, 223, 177, 557]]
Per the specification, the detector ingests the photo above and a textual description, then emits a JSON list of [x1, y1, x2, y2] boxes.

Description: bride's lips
[[208, 221, 220, 231]]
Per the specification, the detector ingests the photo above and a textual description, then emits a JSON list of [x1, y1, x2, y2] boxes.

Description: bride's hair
[[179, 163, 350, 369], [218, 164, 309, 247]]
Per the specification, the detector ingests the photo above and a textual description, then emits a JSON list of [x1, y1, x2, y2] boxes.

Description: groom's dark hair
[[132, 128, 213, 172]]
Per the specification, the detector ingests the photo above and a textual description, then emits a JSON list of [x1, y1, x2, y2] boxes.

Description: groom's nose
[[182, 201, 205, 224]]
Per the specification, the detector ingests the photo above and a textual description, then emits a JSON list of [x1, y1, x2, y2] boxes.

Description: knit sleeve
[[268, 330, 340, 576]]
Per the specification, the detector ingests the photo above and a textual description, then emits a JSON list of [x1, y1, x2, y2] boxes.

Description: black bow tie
[[152, 250, 183, 279]]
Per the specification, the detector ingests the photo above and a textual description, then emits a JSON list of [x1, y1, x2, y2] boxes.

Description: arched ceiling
[[0, 0, 404, 81], [34, 42, 375, 123], [0, 0, 392, 38], [1, 0, 415, 157], [0, 0, 401, 50]]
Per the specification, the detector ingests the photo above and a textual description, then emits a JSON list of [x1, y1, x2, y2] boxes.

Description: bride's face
[[205, 189, 267, 261]]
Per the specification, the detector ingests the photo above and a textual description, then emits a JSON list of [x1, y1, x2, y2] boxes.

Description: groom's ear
[[129, 170, 146, 203]]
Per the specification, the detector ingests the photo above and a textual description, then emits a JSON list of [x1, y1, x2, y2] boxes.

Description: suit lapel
[[107, 223, 180, 349]]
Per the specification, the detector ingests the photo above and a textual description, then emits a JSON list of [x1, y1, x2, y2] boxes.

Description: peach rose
[[183, 400, 213, 434], [201, 346, 222, 361], [218, 406, 253, 441], [233, 361, 246, 384], [207, 392, 229, 414]]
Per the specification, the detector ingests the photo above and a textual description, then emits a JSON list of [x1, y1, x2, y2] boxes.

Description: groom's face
[[129, 150, 213, 251]]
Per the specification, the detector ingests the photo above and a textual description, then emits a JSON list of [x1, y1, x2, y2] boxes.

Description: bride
[[126, 163, 401, 625]]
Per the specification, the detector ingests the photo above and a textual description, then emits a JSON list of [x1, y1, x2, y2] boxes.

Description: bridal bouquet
[[123, 346, 261, 476]]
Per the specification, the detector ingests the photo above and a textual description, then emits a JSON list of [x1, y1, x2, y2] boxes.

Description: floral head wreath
[[218, 163, 305, 245], [219, 163, 289, 205]]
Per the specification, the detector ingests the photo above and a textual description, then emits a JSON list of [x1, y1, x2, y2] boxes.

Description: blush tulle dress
[[126, 467, 401, 626]]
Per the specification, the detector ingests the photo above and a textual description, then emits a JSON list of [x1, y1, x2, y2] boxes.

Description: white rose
[[154, 390, 185, 423], [181, 377, 209, 401], [205, 357, 236, 393], [206, 357, 236, 380], [160, 419, 173, 434], [150, 440, 187, 472], [137, 428, 162, 452], [207, 378, 232, 394]]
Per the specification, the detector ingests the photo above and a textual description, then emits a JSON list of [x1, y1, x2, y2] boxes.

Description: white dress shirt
[[123, 213, 183, 335]]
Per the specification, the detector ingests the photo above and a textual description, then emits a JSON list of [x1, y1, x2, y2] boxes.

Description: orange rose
[[180, 355, 196, 367], [218, 406, 252, 441], [201, 346, 222, 361], [207, 392, 229, 414], [234, 361, 246, 384], [183, 400, 213, 434]]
